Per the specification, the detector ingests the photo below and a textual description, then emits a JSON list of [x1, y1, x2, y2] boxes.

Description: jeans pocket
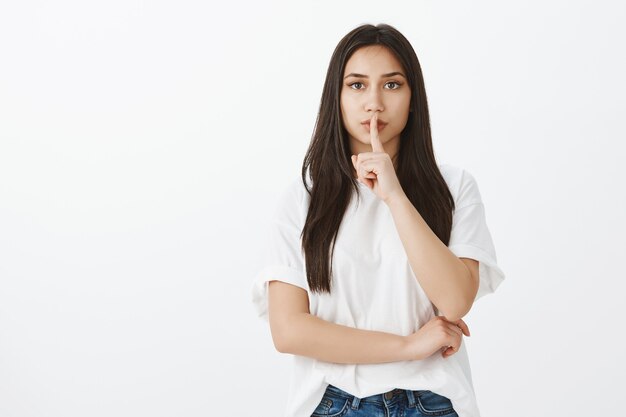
[[415, 390, 457, 416], [310, 393, 350, 417]]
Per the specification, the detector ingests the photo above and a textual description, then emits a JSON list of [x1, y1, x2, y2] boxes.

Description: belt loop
[[350, 395, 361, 410], [405, 389, 416, 408]]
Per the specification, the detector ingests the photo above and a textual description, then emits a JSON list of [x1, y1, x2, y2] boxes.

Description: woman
[[251, 23, 505, 417]]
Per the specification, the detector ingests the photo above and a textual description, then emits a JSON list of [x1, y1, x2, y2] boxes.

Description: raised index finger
[[370, 112, 385, 154]]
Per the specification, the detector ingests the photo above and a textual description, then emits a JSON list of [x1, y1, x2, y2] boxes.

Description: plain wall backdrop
[[1, 1, 625, 416]]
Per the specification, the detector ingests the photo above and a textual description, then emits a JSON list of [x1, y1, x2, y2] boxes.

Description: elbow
[[442, 272, 478, 322], [441, 310, 466, 323], [272, 332, 292, 353], [440, 310, 462, 323], [274, 340, 289, 354], [440, 298, 473, 323], [269, 315, 301, 354], [270, 325, 292, 353]]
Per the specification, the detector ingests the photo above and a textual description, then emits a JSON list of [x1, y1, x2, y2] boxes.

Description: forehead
[[344, 45, 403, 75]]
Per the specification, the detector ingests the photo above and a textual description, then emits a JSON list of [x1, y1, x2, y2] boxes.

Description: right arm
[[267, 280, 413, 364]]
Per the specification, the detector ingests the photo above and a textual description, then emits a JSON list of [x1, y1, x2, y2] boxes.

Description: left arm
[[386, 194, 480, 322]]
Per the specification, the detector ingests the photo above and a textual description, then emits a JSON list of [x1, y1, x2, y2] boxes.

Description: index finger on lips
[[370, 112, 385, 154]]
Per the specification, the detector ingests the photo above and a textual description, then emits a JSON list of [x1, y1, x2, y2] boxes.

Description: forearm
[[386, 194, 473, 321], [280, 312, 411, 364]]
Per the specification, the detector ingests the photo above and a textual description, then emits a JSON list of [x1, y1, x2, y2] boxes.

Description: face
[[340, 45, 411, 166]]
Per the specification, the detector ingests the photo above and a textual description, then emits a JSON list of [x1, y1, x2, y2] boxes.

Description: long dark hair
[[300, 23, 455, 294]]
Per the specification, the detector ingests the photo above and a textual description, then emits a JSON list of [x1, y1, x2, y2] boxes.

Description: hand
[[404, 316, 471, 360], [350, 112, 405, 205]]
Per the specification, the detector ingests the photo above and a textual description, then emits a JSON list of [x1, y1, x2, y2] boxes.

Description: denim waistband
[[325, 384, 428, 407]]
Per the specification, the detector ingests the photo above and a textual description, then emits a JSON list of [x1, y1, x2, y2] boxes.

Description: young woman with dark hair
[[251, 23, 505, 417]]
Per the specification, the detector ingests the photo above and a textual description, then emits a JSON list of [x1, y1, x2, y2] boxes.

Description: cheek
[[340, 108, 348, 126], [341, 103, 357, 122], [403, 94, 412, 113], [340, 97, 348, 116], [391, 96, 411, 120]]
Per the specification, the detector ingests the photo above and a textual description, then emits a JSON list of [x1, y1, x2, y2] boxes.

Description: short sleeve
[[447, 170, 505, 302], [250, 180, 310, 322]]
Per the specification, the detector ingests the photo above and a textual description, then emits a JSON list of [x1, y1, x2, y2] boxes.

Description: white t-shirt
[[250, 162, 505, 417]]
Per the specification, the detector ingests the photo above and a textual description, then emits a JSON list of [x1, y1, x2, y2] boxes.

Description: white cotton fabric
[[250, 163, 505, 417]]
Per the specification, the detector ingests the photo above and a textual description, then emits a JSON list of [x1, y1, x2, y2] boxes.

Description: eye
[[347, 81, 403, 90], [385, 81, 402, 89]]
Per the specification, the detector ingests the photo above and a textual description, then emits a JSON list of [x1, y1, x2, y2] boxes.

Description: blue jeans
[[311, 384, 459, 417]]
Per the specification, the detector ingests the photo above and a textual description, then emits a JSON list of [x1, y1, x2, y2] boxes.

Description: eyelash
[[347, 81, 403, 90]]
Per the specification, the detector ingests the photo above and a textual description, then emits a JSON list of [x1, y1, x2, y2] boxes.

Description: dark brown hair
[[300, 23, 455, 294]]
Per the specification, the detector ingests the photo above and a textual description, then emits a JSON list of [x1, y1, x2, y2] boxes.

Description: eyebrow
[[344, 71, 406, 79]]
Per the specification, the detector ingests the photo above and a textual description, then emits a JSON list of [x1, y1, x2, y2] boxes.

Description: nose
[[365, 88, 384, 114]]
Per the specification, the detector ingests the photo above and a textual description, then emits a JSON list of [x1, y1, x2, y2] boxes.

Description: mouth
[[361, 117, 388, 125], [361, 121, 387, 131]]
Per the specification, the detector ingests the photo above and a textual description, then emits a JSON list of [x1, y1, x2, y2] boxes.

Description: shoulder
[[437, 162, 483, 209]]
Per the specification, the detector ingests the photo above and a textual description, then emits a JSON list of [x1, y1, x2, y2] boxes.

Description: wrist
[[399, 334, 421, 361], [384, 191, 409, 210]]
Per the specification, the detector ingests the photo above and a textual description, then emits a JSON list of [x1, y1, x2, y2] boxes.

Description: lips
[[361, 118, 388, 125], [361, 120, 388, 129], [362, 121, 387, 131]]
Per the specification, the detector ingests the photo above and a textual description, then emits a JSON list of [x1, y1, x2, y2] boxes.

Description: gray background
[[1, 0, 624, 416]]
